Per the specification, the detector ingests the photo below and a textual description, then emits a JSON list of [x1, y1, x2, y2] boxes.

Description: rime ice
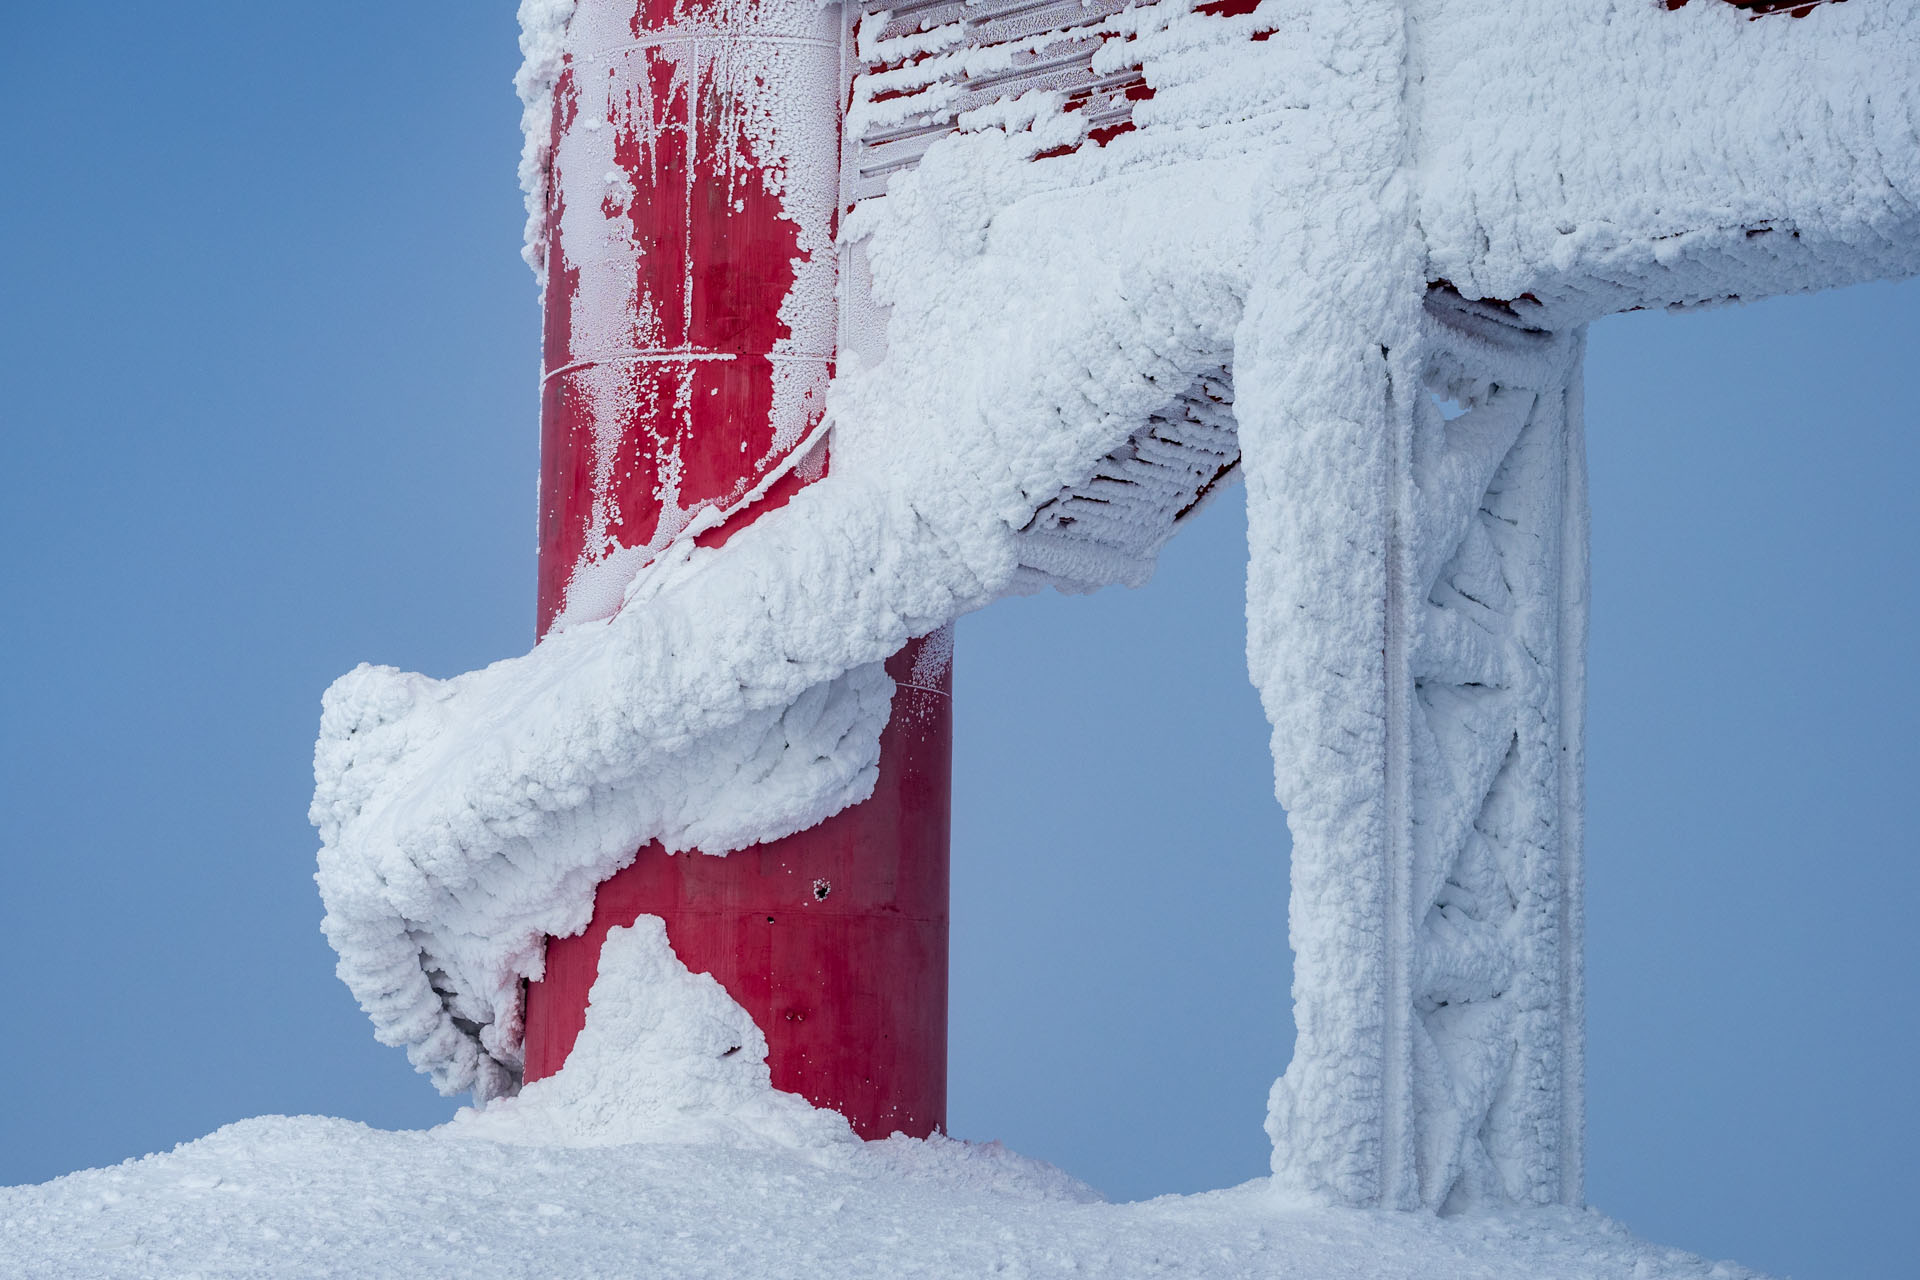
[[313, 0, 1920, 1212]]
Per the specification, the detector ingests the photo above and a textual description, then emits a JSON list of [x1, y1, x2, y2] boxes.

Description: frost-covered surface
[[538, 0, 844, 630], [315, 0, 1920, 1203], [0, 1129, 1777, 1280], [314, 615, 895, 1100], [1253, 293, 1590, 1210], [1, 925, 1768, 1278], [513, 0, 577, 282], [451, 919, 859, 1149], [1415, 0, 1920, 324]]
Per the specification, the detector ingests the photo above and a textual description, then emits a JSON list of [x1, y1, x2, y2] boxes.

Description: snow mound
[[445, 918, 858, 1150]]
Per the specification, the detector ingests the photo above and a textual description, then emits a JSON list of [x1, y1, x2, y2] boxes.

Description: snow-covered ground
[[0, 921, 1758, 1280], [3, 922, 1765, 1278], [0, 1122, 1767, 1279]]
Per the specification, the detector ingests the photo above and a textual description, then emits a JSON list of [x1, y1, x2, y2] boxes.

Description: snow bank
[[315, 0, 1920, 1193], [446, 918, 858, 1149]]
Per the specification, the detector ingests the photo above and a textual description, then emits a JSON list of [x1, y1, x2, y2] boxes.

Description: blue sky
[[2, 6, 1915, 1278]]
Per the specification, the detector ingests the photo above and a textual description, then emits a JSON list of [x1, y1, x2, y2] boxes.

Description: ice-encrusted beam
[[1247, 288, 1587, 1211], [316, 0, 1920, 1208]]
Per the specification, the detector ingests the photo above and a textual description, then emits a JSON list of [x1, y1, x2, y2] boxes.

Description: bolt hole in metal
[[812, 878, 832, 901]]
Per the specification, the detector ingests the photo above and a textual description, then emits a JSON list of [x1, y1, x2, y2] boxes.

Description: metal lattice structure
[[314, 0, 1920, 1220], [1392, 294, 1588, 1209]]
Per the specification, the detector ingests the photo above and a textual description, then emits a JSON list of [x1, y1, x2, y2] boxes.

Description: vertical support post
[[1262, 291, 1588, 1209], [519, 0, 952, 1140], [1556, 340, 1590, 1209]]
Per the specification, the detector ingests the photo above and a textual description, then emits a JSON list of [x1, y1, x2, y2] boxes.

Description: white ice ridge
[[318, 0, 1920, 1192]]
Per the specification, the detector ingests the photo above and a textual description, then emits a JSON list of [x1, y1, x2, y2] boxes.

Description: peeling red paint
[[524, 0, 952, 1141]]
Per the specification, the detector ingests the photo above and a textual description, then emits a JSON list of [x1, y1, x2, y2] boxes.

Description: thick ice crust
[[315, 0, 1920, 1191], [1414, 0, 1920, 325]]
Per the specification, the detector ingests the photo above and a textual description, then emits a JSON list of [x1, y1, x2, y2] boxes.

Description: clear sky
[[2, 6, 1915, 1279]]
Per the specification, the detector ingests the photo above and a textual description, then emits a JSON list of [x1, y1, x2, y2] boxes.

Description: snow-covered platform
[[5, 926, 1762, 1278], [2, 1117, 1764, 1279]]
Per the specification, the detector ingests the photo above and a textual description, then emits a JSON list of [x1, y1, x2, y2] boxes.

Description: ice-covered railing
[[317, 0, 1920, 1206], [845, 0, 1159, 202], [843, 0, 1265, 593], [1667, 0, 1850, 16]]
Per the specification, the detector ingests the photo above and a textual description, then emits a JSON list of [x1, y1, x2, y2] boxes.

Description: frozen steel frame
[[312, 0, 1919, 1218], [842, 0, 1592, 1210], [1261, 293, 1590, 1210]]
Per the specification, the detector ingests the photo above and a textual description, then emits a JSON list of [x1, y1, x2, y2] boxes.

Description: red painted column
[[519, 0, 951, 1140]]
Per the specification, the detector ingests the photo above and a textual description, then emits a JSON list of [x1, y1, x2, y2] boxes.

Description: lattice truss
[[1391, 293, 1586, 1210], [831, 0, 1906, 1212], [997, 284, 1594, 1211]]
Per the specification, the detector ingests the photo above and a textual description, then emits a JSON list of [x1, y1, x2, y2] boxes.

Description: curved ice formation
[[317, 0, 1920, 1202], [315, 124, 1259, 1096]]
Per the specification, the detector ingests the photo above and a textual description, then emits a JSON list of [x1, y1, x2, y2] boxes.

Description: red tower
[[518, 0, 951, 1139]]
